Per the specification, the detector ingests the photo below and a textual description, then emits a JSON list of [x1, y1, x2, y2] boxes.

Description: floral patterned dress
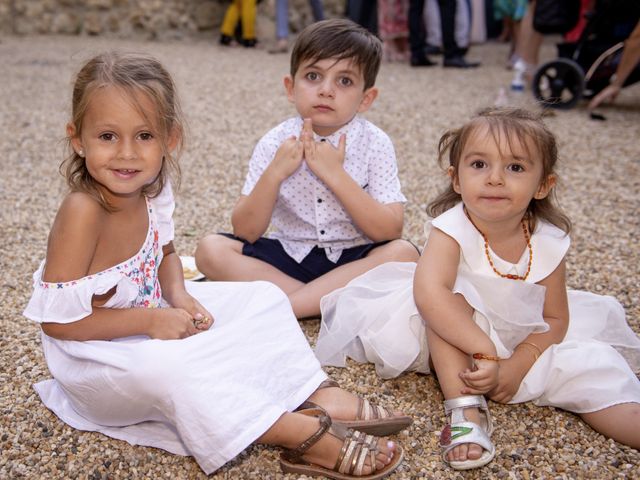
[[24, 184, 327, 474]]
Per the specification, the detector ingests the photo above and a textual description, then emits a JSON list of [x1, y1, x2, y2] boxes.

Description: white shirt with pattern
[[241, 115, 406, 263]]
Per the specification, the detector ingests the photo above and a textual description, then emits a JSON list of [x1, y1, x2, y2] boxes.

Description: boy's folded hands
[[300, 118, 346, 183]]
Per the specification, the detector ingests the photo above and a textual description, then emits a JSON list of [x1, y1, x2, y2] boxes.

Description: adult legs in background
[[512, 1, 543, 84], [438, 0, 480, 67], [220, 1, 241, 44], [309, 0, 325, 21], [270, 0, 325, 53], [239, 0, 257, 46], [409, 0, 436, 66]]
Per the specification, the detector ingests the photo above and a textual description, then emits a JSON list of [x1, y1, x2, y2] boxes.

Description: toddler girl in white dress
[[24, 51, 407, 479], [316, 107, 640, 469]]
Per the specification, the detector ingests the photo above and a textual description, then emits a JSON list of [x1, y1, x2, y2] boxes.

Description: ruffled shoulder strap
[[426, 203, 484, 270], [149, 181, 175, 246], [426, 203, 570, 283], [23, 261, 137, 324], [527, 220, 570, 283]]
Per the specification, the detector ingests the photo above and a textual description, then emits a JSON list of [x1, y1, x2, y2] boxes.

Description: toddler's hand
[[271, 135, 304, 181], [459, 358, 499, 395], [486, 357, 528, 403]]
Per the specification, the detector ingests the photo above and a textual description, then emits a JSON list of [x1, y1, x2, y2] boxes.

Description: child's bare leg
[[579, 403, 640, 449], [290, 239, 419, 318], [195, 234, 303, 293], [257, 412, 396, 473], [427, 325, 485, 462]]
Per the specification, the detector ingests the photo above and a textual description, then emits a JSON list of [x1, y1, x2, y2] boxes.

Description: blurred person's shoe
[[242, 38, 257, 48], [219, 34, 232, 46], [411, 55, 436, 67], [443, 56, 480, 68], [268, 38, 288, 54], [424, 44, 442, 56]]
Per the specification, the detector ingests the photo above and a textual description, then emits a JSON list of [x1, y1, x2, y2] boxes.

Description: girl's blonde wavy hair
[[61, 51, 185, 210], [427, 107, 571, 233]]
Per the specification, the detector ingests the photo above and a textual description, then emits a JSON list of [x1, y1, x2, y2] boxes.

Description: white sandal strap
[[443, 395, 493, 435], [443, 395, 487, 414]]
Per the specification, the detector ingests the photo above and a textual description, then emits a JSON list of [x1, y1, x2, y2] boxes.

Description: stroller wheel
[[532, 59, 585, 110]]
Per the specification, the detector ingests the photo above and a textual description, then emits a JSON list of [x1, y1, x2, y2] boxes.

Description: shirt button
[[320, 230, 325, 235], [317, 198, 323, 203]]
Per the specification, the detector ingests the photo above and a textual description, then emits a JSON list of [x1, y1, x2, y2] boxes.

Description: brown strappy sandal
[[280, 409, 404, 479], [297, 380, 413, 436]]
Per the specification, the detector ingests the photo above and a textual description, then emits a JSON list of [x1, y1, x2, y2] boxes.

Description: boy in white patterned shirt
[[196, 18, 419, 318]]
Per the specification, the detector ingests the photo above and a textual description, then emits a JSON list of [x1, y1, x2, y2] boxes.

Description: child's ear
[[448, 166, 461, 194], [66, 123, 83, 155], [284, 75, 295, 104], [534, 174, 556, 199], [167, 127, 181, 152], [357, 87, 379, 113]]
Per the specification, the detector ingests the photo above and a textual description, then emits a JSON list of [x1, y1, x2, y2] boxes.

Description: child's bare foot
[[445, 407, 484, 462], [302, 420, 397, 474], [439, 396, 495, 470]]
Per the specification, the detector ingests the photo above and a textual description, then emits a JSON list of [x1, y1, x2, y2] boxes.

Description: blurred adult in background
[[588, 19, 640, 109], [409, 0, 437, 66], [437, 0, 480, 67], [346, 0, 378, 34], [379, 0, 411, 62], [220, 0, 259, 47], [269, 0, 325, 53]]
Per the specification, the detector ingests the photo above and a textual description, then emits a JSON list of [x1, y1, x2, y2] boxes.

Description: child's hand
[[459, 358, 499, 395], [147, 308, 204, 340], [169, 291, 214, 332], [270, 135, 304, 181], [301, 118, 346, 182], [486, 357, 528, 403]]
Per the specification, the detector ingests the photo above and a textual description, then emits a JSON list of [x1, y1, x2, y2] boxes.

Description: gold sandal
[[280, 409, 404, 479], [297, 380, 413, 436]]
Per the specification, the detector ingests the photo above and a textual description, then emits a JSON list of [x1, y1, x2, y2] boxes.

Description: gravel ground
[[1, 35, 639, 479]]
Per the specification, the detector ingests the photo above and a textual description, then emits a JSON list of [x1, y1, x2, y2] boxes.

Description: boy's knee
[[195, 234, 238, 274], [385, 239, 420, 262]]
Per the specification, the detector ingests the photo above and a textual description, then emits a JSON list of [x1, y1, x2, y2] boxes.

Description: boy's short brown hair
[[290, 19, 382, 90]]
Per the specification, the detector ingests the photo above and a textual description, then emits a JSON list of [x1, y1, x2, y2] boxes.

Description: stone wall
[[0, 0, 346, 39]]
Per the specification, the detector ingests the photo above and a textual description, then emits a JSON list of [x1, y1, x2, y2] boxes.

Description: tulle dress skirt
[[316, 262, 640, 413]]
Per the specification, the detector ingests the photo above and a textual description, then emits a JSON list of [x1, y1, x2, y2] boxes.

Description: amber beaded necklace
[[464, 207, 533, 281]]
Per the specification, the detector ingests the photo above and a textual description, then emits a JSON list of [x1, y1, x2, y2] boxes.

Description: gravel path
[[1, 35, 638, 479]]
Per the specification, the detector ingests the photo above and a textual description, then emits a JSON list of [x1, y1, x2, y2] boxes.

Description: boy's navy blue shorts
[[221, 234, 390, 283]]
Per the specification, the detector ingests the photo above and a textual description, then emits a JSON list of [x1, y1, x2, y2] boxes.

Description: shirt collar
[[294, 115, 361, 147]]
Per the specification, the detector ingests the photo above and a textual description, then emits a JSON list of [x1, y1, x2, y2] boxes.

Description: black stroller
[[532, 0, 640, 109]]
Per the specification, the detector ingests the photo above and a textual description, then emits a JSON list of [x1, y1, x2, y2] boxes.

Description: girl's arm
[[484, 260, 570, 403], [158, 241, 213, 326], [414, 228, 496, 355], [40, 194, 203, 341]]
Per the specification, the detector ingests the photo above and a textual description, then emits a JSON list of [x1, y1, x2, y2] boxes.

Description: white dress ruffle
[[316, 203, 640, 413], [24, 185, 327, 474]]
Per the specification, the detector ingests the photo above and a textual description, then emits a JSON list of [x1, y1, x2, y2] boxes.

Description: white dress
[[24, 185, 327, 474], [316, 203, 640, 413]]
